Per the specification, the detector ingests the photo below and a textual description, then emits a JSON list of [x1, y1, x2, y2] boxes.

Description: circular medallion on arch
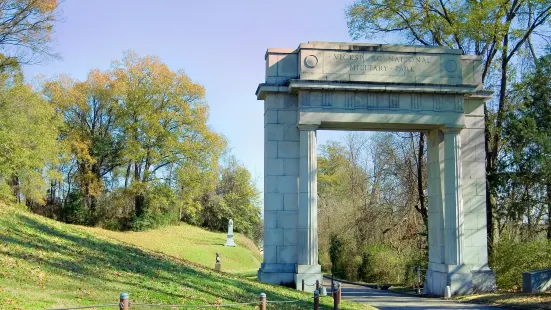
[[304, 55, 318, 68], [445, 59, 457, 72]]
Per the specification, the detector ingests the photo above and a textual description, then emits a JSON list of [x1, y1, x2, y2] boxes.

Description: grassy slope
[[83, 223, 262, 274], [0, 203, 370, 309]]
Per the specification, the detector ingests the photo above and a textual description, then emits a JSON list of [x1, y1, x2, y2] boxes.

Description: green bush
[[131, 184, 179, 231], [403, 249, 428, 286], [60, 191, 88, 225], [357, 244, 405, 284], [330, 234, 347, 278], [96, 189, 134, 230], [327, 238, 426, 284], [492, 237, 551, 291]]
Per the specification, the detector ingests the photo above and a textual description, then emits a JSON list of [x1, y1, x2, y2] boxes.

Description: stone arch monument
[[256, 42, 495, 296]]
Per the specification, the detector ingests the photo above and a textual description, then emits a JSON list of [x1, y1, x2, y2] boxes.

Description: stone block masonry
[[257, 42, 495, 295]]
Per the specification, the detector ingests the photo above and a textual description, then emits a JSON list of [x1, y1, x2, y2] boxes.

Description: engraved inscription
[[301, 49, 463, 85], [333, 53, 432, 74]]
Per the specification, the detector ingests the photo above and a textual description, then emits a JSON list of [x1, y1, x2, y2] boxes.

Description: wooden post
[[259, 292, 266, 310], [316, 279, 319, 291], [302, 279, 305, 291], [337, 282, 342, 305], [333, 289, 338, 310], [332, 282, 339, 310], [119, 292, 129, 310], [313, 290, 319, 310]]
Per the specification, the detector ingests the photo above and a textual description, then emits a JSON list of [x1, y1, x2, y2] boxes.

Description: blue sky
[[23, 0, 374, 195]]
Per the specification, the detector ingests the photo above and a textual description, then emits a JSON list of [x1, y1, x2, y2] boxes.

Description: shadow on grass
[[0, 214, 348, 309]]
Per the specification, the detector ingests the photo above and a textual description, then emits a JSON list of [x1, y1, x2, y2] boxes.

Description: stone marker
[[215, 252, 221, 271], [523, 269, 551, 293], [224, 219, 236, 247]]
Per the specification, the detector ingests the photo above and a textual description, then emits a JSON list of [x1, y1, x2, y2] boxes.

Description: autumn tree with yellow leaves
[[43, 52, 233, 231], [0, 0, 60, 69]]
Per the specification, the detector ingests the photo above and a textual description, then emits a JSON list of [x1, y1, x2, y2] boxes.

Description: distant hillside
[[0, 201, 368, 309]]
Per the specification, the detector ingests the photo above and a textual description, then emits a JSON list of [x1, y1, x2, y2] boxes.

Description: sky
[[23, 0, 371, 195]]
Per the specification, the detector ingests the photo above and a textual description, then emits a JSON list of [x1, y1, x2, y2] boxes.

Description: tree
[[317, 132, 427, 281], [44, 70, 122, 224], [111, 51, 225, 227], [501, 53, 551, 240], [346, 0, 551, 253], [0, 63, 61, 204], [0, 0, 61, 70], [199, 156, 261, 240], [41, 52, 226, 230]]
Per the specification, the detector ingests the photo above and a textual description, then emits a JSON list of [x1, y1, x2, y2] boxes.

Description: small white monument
[[224, 219, 236, 247]]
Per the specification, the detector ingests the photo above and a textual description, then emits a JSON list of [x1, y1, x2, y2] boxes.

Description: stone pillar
[[442, 128, 474, 296], [427, 128, 472, 296], [443, 129, 464, 266], [426, 129, 446, 295], [295, 124, 322, 290], [462, 97, 496, 293], [258, 93, 300, 287]]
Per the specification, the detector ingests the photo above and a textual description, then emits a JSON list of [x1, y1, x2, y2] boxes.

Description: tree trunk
[[48, 180, 56, 206], [9, 175, 20, 203], [124, 162, 131, 188], [484, 103, 496, 261], [135, 193, 145, 219], [88, 163, 101, 225], [133, 161, 145, 219], [416, 132, 427, 228], [486, 38, 510, 261]]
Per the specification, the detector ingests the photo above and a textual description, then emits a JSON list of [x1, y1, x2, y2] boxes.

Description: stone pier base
[[294, 264, 322, 292], [258, 263, 295, 287], [426, 263, 496, 296]]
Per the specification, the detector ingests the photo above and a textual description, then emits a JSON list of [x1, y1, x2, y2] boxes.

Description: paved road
[[322, 278, 513, 310]]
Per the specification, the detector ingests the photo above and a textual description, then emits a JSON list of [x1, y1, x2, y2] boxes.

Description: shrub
[[328, 234, 361, 281], [96, 189, 134, 230], [357, 244, 406, 284], [492, 237, 551, 291], [329, 233, 347, 279], [403, 249, 428, 286], [60, 191, 88, 225], [131, 184, 179, 231]]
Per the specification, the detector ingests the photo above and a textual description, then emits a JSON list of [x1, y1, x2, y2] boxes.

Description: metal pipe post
[[259, 292, 266, 310], [119, 293, 129, 310], [313, 290, 319, 310]]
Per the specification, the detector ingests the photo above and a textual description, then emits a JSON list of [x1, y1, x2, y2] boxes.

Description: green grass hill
[[0, 202, 368, 309], [82, 222, 262, 275]]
